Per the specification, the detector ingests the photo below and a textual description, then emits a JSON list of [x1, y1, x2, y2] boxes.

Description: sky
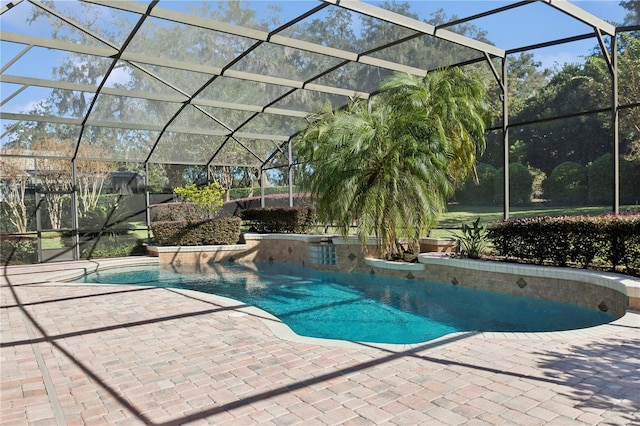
[[0, 0, 630, 119], [375, 0, 627, 70]]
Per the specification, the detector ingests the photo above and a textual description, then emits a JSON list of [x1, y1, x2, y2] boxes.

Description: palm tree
[[380, 67, 489, 186], [295, 68, 489, 260]]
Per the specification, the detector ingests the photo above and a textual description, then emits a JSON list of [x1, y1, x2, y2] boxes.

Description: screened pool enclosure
[[1, 0, 638, 262]]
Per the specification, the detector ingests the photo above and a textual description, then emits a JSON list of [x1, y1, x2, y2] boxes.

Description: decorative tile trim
[[332, 236, 379, 245], [419, 237, 457, 245], [417, 253, 639, 296], [44, 257, 160, 283], [364, 257, 425, 271], [147, 244, 247, 254], [243, 233, 328, 242]]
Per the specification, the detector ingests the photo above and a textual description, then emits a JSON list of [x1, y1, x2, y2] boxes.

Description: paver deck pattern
[[1, 259, 639, 425]]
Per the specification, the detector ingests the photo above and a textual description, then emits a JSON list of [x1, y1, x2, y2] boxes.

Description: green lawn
[[310, 204, 631, 239], [431, 204, 634, 238], [19, 206, 637, 249], [34, 224, 151, 250], [438, 204, 620, 229]]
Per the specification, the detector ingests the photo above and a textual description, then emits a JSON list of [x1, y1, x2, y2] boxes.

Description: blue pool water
[[77, 262, 615, 344]]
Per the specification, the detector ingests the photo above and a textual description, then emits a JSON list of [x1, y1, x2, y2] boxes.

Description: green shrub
[[598, 214, 640, 272], [455, 163, 497, 205], [0, 238, 37, 264], [544, 161, 587, 205], [241, 207, 316, 233], [588, 154, 640, 205], [150, 202, 210, 222], [173, 182, 224, 217], [227, 188, 252, 200], [151, 216, 241, 246], [588, 154, 613, 205], [493, 163, 533, 207], [487, 214, 640, 274]]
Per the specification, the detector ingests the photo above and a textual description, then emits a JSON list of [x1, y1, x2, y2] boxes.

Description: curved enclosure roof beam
[[322, 0, 505, 58], [542, 0, 616, 36], [0, 0, 626, 172]]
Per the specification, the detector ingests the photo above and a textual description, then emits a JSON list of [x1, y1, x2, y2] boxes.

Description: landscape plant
[[241, 207, 316, 234], [486, 214, 640, 274], [296, 68, 489, 260], [78, 201, 134, 238], [79, 235, 146, 259], [151, 217, 241, 246], [150, 183, 240, 246], [173, 182, 225, 218], [454, 217, 488, 259], [493, 163, 533, 207], [455, 162, 498, 205], [0, 239, 37, 265], [544, 161, 587, 205]]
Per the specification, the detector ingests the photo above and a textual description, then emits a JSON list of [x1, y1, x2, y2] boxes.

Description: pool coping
[[365, 254, 639, 296], [418, 253, 640, 298], [42, 256, 640, 351]]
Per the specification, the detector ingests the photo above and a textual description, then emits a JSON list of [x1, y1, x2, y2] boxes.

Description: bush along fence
[[1, 238, 37, 264], [151, 217, 241, 246], [149, 204, 314, 246], [240, 207, 316, 234], [149, 202, 214, 222], [487, 214, 640, 274]]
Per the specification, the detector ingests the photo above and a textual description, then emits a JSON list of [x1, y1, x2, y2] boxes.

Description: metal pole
[[288, 139, 294, 207], [71, 159, 80, 260], [144, 162, 151, 243], [502, 56, 510, 219], [35, 191, 43, 263], [612, 34, 619, 214], [260, 167, 266, 208]]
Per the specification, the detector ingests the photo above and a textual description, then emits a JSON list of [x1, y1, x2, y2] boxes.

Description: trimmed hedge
[[487, 214, 640, 274], [241, 207, 315, 234], [149, 202, 211, 222], [151, 216, 241, 246]]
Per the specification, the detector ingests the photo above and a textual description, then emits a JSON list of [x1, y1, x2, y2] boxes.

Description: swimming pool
[[77, 261, 616, 344]]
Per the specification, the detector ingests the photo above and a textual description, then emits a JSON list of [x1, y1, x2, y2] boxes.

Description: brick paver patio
[[2, 259, 639, 425]]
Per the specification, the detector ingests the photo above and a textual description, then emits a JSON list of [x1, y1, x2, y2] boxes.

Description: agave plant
[[78, 202, 134, 238]]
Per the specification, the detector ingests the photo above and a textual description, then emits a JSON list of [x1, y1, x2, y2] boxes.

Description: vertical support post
[[260, 167, 266, 208], [611, 34, 620, 214], [288, 138, 294, 207], [502, 56, 510, 220], [35, 191, 44, 263], [144, 162, 151, 243], [34, 162, 43, 262], [70, 159, 79, 260]]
